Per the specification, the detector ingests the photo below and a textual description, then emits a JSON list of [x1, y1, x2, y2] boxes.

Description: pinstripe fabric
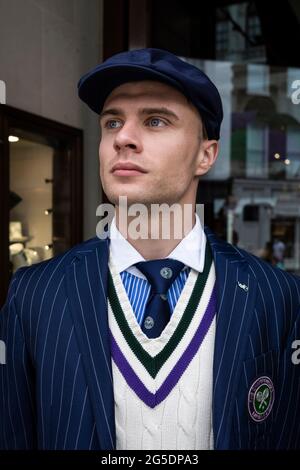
[[0, 241, 112, 450], [1, 227, 300, 449], [120, 269, 190, 326], [205, 227, 300, 449]]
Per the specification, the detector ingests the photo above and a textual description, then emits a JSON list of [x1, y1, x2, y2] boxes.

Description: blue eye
[[148, 118, 166, 127], [105, 119, 122, 129]]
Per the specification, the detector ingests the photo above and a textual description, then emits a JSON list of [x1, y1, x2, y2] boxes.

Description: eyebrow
[[99, 107, 179, 121]]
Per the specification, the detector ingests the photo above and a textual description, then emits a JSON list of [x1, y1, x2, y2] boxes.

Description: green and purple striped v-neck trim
[[108, 242, 217, 408]]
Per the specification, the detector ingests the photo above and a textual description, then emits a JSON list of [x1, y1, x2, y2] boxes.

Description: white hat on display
[[9, 221, 29, 243]]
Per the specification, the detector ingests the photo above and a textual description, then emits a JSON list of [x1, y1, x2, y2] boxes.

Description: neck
[[115, 203, 196, 259]]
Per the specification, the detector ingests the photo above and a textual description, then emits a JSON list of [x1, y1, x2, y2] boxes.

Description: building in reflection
[[189, 1, 300, 274]]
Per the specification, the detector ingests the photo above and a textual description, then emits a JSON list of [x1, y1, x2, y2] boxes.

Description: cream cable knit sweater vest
[[108, 251, 216, 450]]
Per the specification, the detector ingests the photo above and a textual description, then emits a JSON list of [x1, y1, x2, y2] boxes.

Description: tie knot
[[135, 259, 184, 294]]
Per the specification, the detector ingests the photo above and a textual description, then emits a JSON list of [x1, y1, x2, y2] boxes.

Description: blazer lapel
[[205, 227, 258, 449], [65, 237, 116, 450]]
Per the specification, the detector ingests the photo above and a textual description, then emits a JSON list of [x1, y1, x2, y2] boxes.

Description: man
[[1, 48, 300, 450], [272, 240, 286, 270]]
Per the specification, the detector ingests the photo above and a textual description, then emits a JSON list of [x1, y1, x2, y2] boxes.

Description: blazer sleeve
[[0, 270, 37, 449]]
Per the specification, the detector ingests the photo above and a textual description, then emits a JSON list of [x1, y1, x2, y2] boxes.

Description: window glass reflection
[[187, 59, 300, 274], [9, 134, 54, 274]]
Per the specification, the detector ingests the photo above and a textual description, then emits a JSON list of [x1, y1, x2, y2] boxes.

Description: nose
[[113, 120, 143, 154]]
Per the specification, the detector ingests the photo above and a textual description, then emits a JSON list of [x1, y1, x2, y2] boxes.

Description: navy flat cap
[[78, 48, 223, 140]]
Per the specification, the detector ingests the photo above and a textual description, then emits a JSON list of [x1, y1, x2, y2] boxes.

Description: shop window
[[0, 105, 83, 307]]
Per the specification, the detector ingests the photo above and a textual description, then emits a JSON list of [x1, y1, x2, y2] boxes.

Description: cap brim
[[78, 63, 189, 114]]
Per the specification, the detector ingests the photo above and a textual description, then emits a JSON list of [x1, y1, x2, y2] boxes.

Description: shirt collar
[[109, 212, 206, 275]]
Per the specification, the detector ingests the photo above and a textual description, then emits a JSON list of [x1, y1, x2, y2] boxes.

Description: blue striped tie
[[135, 259, 184, 338]]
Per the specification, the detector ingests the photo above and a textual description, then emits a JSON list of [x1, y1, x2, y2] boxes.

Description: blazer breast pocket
[[233, 349, 280, 449]]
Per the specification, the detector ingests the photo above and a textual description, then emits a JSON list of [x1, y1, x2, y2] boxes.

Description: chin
[[103, 181, 176, 207], [104, 185, 142, 204]]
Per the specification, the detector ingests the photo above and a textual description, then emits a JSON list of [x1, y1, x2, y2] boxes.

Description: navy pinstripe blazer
[[1, 227, 300, 450]]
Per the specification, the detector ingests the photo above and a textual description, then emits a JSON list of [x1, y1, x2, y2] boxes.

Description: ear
[[195, 140, 219, 176]]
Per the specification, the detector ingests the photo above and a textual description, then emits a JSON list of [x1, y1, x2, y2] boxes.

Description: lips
[[111, 162, 147, 176]]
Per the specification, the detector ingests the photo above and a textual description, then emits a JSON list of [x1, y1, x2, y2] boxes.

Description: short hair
[[202, 121, 208, 140]]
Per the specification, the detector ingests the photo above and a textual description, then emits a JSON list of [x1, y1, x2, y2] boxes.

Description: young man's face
[[99, 80, 218, 207]]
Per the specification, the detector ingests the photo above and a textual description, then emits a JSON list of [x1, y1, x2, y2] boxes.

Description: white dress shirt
[[109, 212, 206, 276]]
